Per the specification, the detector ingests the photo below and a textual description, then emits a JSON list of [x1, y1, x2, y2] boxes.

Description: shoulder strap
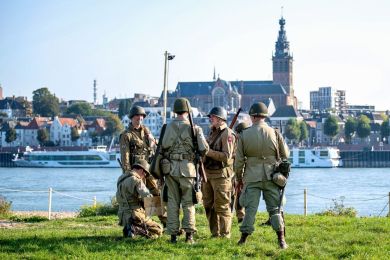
[[209, 128, 226, 149], [274, 129, 281, 162]]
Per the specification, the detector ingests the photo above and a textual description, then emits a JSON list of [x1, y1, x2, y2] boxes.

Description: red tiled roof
[[59, 118, 78, 127]]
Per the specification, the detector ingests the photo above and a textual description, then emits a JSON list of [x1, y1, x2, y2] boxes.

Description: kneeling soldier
[[116, 159, 163, 239]]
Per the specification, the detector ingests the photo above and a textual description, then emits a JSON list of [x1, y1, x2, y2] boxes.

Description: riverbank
[[0, 213, 389, 259]]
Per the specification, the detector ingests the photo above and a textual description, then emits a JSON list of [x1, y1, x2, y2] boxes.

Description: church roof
[[177, 81, 215, 96], [271, 105, 300, 118]]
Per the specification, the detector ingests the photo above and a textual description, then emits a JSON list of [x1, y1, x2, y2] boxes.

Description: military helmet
[[207, 106, 227, 121], [249, 102, 268, 117], [235, 121, 250, 133], [173, 98, 192, 113], [129, 106, 147, 119], [133, 159, 150, 176]]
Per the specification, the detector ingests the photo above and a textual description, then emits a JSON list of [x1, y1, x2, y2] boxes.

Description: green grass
[[0, 213, 389, 259]]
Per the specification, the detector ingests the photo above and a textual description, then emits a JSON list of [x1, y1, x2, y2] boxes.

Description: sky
[[1, 0, 389, 110]]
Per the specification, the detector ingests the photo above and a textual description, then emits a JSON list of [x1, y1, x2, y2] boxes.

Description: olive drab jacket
[[204, 123, 236, 179], [234, 121, 289, 183], [161, 117, 209, 177], [119, 123, 155, 174], [116, 170, 152, 226]]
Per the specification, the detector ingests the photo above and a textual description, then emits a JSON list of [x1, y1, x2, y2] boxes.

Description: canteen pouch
[[271, 172, 287, 188], [160, 158, 171, 175]]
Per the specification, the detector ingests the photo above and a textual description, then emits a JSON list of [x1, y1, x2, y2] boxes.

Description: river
[[0, 167, 389, 217]]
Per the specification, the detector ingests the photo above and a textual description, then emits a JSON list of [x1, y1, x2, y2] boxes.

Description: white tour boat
[[289, 147, 341, 168], [13, 146, 121, 168]]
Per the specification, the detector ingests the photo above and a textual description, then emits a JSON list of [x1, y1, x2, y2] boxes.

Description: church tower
[[272, 16, 294, 105]]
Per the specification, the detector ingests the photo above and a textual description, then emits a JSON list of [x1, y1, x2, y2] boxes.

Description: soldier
[[116, 159, 163, 239], [119, 105, 163, 222], [234, 102, 290, 249], [202, 106, 236, 238], [232, 121, 250, 223], [161, 98, 209, 244]]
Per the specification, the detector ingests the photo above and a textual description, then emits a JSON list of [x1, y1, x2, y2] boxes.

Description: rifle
[[186, 101, 207, 192], [230, 108, 242, 212], [229, 108, 242, 129], [117, 158, 123, 169], [150, 124, 167, 181]]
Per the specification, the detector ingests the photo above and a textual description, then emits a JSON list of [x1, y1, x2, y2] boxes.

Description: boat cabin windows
[[298, 151, 305, 157], [320, 151, 329, 157]]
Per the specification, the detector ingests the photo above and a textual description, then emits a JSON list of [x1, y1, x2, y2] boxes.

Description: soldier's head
[[132, 159, 150, 179], [129, 106, 147, 127], [249, 102, 268, 122], [207, 106, 227, 128], [173, 98, 192, 116], [235, 121, 250, 134]]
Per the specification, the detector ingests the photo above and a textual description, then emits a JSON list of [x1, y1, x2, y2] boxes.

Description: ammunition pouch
[[204, 157, 223, 170]]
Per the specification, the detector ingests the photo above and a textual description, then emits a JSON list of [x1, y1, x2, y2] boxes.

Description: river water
[[0, 167, 389, 217]]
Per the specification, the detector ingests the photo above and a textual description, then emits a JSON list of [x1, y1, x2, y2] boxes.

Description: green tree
[[380, 120, 390, 144], [32, 87, 60, 117], [344, 117, 357, 144], [299, 121, 309, 145], [356, 115, 371, 140], [5, 128, 16, 144], [67, 103, 92, 116], [323, 115, 339, 141], [37, 128, 49, 145], [285, 118, 301, 144], [118, 99, 132, 119], [71, 127, 80, 142], [104, 114, 124, 137]]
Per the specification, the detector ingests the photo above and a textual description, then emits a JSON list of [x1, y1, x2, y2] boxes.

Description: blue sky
[[1, 0, 389, 110]]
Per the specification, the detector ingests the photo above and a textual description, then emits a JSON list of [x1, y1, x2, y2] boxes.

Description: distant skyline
[[1, 0, 389, 110]]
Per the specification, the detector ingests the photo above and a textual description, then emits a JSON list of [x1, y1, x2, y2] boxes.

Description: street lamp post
[[162, 51, 175, 124]]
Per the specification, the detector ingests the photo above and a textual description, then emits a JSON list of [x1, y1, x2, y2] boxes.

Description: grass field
[[0, 212, 389, 259]]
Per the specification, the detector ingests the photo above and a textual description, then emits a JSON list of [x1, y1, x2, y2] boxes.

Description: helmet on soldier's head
[[235, 121, 250, 133], [129, 106, 147, 119], [207, 106, 227, 121], [132, 159, 150, 176], [249, 102, 268, 117], [173, 98, 192, 113]]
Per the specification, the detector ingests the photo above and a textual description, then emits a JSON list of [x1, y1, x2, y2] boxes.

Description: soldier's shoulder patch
[[228, 135, 234, 143]]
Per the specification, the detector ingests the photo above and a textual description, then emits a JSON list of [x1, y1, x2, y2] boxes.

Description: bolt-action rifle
[[187, 101, 207, 192], [150, 124, 167, 181], [229, 108, 242, 129], [229, 108, 242, 212]]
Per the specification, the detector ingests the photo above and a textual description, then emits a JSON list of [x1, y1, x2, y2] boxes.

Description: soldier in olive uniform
[[202, 107, 236, 238], [234, 102, 289, 249], [232, 121, 250, 223], [119, 106, 163, 221], [116, 159, 163, 239], [161, 98, 209, 244]]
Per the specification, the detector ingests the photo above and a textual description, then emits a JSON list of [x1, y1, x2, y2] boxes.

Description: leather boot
[[170, 235, 177, 244], [185, 232, 194, 244], [277, 231, 288, 249], [237, 233, 249, 245]]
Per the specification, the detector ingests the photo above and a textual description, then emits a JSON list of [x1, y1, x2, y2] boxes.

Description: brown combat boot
[[170, 235, 177, 244], [277, 231, 288, 249], [185, 232, 194, 244], [237, 233, 249, 245]]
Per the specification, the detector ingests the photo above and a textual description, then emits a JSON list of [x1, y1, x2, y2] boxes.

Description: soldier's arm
[[119, 133, 132, 173], [145, 175, 160, 196], [233, 135, 245, 181], [196, 126, 209, 156], [136, 179, 153, 198], [206, 130, 235, 163]]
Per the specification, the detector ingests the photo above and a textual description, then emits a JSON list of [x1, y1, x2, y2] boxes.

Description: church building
[[164, 16, 297, 113]]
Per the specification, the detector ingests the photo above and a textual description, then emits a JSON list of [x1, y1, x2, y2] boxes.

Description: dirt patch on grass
[[13, 211, 78, 219], [0, 219, 24, 228]]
